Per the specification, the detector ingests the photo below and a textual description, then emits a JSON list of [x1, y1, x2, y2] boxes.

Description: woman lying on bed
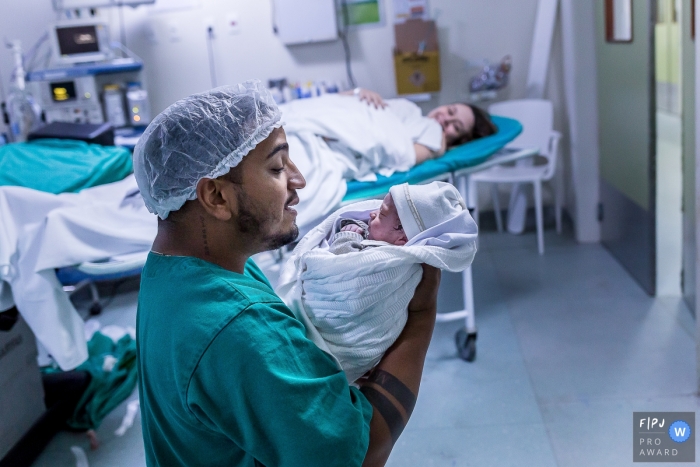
[[278, 88, 497, 233], [338, 88, 497, 163]]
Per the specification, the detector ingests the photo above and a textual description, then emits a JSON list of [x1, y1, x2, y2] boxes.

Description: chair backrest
[[488, 99, 553, 155]]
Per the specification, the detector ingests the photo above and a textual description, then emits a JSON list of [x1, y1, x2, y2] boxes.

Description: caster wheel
[[455, 328, 477, 362], [89, 303, 102, 316]]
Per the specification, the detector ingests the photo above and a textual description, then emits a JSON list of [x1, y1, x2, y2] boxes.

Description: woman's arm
[[360, 265, 441, 466], [414, 143, 435, 165], [414, 132, 447, 165]]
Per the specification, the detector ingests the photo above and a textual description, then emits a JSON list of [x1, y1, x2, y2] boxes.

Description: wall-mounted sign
[[342, 0, 385, 28]]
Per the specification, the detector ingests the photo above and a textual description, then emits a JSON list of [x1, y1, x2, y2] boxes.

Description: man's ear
[[195, 177, 235, 221]]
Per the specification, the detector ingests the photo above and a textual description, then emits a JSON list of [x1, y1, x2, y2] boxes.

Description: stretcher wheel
[[455, 328, 477, 362], [89, 302, 102, 316]]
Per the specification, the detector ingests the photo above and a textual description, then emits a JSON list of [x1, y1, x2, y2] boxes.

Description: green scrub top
[[136, 253, 373, 467]]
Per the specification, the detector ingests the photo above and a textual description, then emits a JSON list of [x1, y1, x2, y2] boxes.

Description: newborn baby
[[278, 181, 477, 382], [329, 181, 462, 255]]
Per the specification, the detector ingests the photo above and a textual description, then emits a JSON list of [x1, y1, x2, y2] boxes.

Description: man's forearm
[[360, 310, 436, 466], [372, 308, 436, 395]]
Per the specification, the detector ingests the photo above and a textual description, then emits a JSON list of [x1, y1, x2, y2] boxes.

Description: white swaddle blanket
[[277, 199, 478, 382]]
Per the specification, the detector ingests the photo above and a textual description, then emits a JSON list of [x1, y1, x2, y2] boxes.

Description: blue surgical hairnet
[[133, 80, 283, 219]]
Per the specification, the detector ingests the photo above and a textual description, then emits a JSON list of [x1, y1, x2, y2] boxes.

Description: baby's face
[[368, 194, 408, 245]]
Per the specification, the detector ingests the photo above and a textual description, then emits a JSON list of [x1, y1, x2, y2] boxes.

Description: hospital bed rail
[[56, 251, 148, 315]]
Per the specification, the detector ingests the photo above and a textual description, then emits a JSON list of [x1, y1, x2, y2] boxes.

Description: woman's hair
[[452, 104, 497, 147]]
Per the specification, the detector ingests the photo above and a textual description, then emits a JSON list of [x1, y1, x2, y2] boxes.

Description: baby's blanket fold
[[277, 199, 478, 382]]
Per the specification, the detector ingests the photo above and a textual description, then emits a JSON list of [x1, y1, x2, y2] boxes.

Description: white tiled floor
[[388, 229, 697, 466], [31, 228, 698, 467]]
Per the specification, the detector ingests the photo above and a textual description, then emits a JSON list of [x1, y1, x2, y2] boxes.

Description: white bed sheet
[[0, 175, 156, 370], [281, 94, 442, 234]]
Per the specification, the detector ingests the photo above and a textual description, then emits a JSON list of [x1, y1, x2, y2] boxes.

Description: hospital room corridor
[[27, 226, 697, 467]]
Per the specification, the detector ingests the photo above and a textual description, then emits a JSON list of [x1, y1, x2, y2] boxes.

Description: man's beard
[[236, 191, 298, 250]]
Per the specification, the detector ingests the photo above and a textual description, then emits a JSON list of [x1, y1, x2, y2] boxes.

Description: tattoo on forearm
[[360, 385, 405, 444], [200, 216, 211, 256], [366, 369, 416, 415]]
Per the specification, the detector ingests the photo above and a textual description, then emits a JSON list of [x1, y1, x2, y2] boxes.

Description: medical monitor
[[53, 0, 155, 10], [50, 21, 112, 65], [50, 81, 77, 102]]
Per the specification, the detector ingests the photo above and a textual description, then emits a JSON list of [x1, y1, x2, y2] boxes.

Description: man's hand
[[341, 224, 365, 235], [407, 265, 441, 314]]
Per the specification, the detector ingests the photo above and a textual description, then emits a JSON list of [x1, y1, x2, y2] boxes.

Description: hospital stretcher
[[58, 116, 537, 362], [0, 138, 133, 194], [342, 116, 537, 361], [56, 252, 148, 315]]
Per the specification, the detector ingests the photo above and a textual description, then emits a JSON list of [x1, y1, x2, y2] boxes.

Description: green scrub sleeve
[[186, 300, 373, 467]]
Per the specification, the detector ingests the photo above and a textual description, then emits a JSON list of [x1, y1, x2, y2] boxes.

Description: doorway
[[655, 0, 684, 296], [596, 0, 692, 297], [596, 0, 657, 295]]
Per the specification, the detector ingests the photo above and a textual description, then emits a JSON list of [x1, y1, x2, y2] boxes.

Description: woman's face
[[428, 103, 475, 145]]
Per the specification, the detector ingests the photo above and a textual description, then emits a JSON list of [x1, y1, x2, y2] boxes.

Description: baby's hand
[[341, 224, 365, 235]]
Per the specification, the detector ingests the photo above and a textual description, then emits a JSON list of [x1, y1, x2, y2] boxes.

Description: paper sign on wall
[[343, 0, 384, 27], [393, 0, 429, 24]]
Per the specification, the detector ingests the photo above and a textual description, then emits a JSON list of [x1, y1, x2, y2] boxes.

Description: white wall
[[0, 0, 598, 241], [107, 0, 542, 114], [0, 0, 549, 137], [560, 0, 601, 243], [0, 0, 57, 134]]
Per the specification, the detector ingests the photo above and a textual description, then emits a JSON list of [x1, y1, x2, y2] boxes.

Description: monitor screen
[[56, 25, 100, 56], [51, 81, 77, 102]]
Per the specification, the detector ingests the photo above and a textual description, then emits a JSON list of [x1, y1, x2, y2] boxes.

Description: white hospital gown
[[280, 94, 442, 234]]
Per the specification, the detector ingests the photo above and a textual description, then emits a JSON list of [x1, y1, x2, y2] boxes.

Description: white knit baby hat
[[389, 181, 467, 240]]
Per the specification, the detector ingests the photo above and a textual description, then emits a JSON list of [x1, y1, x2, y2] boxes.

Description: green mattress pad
[[343, 115, 522, 201], [0, 139, 133, 194]]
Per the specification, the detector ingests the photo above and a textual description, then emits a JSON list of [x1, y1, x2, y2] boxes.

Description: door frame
[[597, 0, 658, 295]]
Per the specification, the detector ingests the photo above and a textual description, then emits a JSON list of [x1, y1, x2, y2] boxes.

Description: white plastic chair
[[468, 99, 562, 254]]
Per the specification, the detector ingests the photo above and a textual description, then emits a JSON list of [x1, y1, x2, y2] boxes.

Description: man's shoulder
[[138, 253, 289, 343], [142, 253, 278, 301], [137, 254, 297, 399]]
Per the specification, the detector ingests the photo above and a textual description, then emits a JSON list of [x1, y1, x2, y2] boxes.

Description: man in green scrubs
[[133, 81, 441, 467]]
